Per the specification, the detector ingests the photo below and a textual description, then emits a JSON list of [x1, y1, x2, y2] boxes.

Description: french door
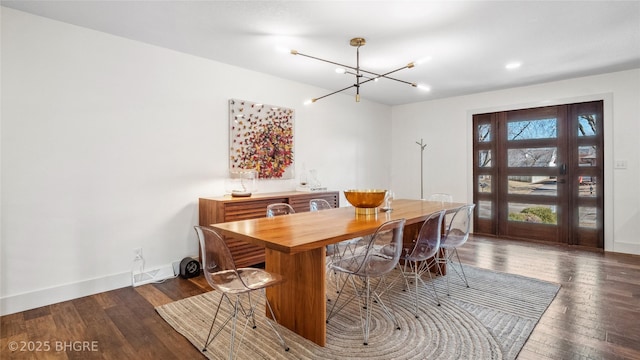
[[473, 101, 603, 248]]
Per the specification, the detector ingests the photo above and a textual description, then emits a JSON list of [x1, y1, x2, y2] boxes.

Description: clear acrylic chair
[[309, 198, 361, 300], [438, 204, 476, 295], [326, 218, 407, 345], [427, 193, 453, 205], [194, 226, 289, 359], [266, 203, 295, 217], [397, 210, 445, 318], [309, 198, 333, 212], [309, 198, 337, 254], [309, 198, 360, 257]]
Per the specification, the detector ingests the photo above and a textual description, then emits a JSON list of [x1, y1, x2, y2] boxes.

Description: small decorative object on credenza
[[296, 168, 327, 192], [225, 169, 257, 197]]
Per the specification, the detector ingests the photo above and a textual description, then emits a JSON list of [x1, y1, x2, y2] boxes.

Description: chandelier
[[291, 37, 417, 103]]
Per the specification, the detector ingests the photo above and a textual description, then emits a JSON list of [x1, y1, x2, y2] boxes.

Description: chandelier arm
[[312, 84, 357, 102], [376, 76, 417, 87], [359, 75, 416, 88], [358, 65, 417, 86], [294, 52, 358, 72], [359, 75, 416, 87], [344, 71, 377, 80], [296, 38, 419, 102], [343, 69, 415, 86]]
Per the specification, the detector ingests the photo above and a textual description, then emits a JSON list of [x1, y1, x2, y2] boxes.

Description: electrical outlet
[[133, 247, 143, 260], [614, 160, 628, 169]]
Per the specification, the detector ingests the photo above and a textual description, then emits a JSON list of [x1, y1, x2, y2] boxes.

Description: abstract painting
[[229, 99, 294, 179]]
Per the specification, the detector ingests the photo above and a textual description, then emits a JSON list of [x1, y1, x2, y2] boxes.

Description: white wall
[[0, 8, 392, 315], [391, 69, 640, 256], [3, 7, 638, 316]]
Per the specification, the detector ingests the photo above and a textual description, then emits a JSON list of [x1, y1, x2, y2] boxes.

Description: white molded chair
[[194, 226, 289, 359]]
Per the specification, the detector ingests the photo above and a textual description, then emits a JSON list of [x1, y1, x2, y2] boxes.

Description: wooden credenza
[[199, 191, 339, 267]]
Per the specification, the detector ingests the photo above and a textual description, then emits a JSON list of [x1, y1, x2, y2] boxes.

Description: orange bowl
[[344, 189, 387, 208]]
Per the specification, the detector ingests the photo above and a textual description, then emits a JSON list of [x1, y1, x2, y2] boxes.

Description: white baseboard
[[132, 264, 176, 287], [612, 241, 640, 256], [0, 262, 180, 316], [0, 271, 131, 316]]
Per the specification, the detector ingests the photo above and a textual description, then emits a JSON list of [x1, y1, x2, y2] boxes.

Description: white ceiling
[[3, 1, 640, 105]]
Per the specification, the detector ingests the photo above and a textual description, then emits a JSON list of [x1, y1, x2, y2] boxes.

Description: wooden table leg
[[265, 247, 327, 346]]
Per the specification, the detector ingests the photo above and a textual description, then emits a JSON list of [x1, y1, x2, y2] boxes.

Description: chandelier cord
[[356, 43, 362, 101]]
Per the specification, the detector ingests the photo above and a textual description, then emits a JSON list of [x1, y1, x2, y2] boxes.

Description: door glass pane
[[478, 124, 491, 142], [579, 207, 597, 228], [479, 150, 492, 167], [508, 147, 557, 167], [508, 176, 557, 196], [478, 200, 491, 219], [579, 176, 597, 197], [578, 115, 597, 137], [507, 118, 557, 140], [508, 203, 558, 224], [478, 175, 491, 193], [579, 146, 597, 166]]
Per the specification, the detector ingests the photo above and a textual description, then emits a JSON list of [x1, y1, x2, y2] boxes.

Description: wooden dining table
[[210, 198, 466, 346]]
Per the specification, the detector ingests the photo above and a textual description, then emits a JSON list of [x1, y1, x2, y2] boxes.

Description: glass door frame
[[472, 101, 604, 248]]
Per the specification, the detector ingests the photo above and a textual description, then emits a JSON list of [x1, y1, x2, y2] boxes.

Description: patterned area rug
[[156, 265, 559, 359]]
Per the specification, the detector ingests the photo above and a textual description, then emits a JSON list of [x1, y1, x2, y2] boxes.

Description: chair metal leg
[[263, 292, 290, 352], [202, 291, 289, 359], [328, 273, 400, 345], [400, 259, 441, 318], [423, 260, 442, 307], [440, 247, 470, 296], [229, 297, 241, 360], [358, 276, 400, 345], [362, 277, 371, 345], [203, 294, 233, 352], [452, 248, 469, 287], [372, 284, 400, 331], [435, 251, 451, 296], [326, 273, 358, 322]]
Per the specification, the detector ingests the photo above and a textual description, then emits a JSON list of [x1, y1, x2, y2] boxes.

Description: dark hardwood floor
[[2, 235, 639, 359]]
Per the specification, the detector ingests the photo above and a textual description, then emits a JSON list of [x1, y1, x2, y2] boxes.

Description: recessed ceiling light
[[506, 62, 522, 70]]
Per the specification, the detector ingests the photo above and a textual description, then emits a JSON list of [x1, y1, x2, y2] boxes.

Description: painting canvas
[[229, 99, 295, 179]]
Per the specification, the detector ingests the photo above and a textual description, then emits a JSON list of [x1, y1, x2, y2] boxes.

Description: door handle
[[559, 164, 567, 175]]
